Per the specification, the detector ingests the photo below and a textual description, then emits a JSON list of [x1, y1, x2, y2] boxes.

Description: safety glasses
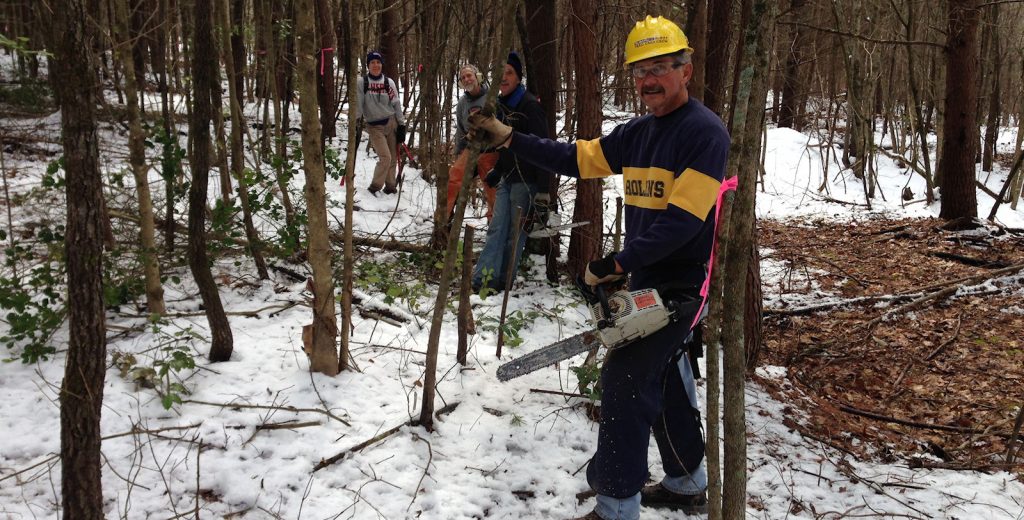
[[630, 61, 683, 79]]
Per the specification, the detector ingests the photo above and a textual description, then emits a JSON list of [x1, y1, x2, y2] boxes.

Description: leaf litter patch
[[758, 217, 1024, 477]]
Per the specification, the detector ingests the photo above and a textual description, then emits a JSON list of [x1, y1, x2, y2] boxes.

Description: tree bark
[[523, 0, 560, 282], [419, 1, 516, 431], [316, 0, 337, 142], [566, 0, 602, 278], [719, 0, 775, 517], [113, 0, 167, 316], [338, 0, 361, 373], [47, 0, 107, 516], [981, 4, 1000, 173], [296, 0, 340, 375], [685, 0, 708, 102], [778, 0, 806, 129], [938, 0, 980, 220], [704, 0, 734, 116], [219, 0, 269, 280], [190, 0, 235, 362]]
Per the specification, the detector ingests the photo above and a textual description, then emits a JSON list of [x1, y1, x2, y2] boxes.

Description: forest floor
[[758, 217, 1024, 477]]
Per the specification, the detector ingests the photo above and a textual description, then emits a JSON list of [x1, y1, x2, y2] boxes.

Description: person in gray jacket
[[356, 51, 405, 195], [447, 64, 499, 219]]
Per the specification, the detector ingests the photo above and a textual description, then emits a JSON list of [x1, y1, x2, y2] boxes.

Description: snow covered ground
[[1, 96, 1022, 519]]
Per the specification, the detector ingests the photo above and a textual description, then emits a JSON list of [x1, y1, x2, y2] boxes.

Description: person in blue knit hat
[[470, 51, 550, 294], [356, 51, 405, 195]]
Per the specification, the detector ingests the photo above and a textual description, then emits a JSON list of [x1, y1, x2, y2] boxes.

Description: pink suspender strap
[[690, 175, 739, 330]]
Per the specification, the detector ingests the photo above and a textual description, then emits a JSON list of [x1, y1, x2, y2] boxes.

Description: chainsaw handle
[[594, 284, 615, 330], [575, 276, 616, 329]]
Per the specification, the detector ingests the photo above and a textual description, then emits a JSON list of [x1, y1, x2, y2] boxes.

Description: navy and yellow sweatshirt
[[508, 98, 729, 290]]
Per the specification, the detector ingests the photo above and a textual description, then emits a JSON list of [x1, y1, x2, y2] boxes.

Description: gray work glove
[[467, 113, 513, 149]]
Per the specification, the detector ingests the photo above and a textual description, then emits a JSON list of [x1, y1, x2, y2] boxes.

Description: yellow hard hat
[[623, 16, 693, 68]]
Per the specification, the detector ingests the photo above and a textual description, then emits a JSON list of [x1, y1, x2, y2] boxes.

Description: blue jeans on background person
[[472, 180, 537, 292]]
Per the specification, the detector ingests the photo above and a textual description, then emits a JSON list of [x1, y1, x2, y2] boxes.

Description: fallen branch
[[928, 251, 1006, 268], [407, 433, 433, 512], [270, 263, 307, 283], [182, 399, 351, 426], [925, 312, 963, 361], [243, 420, 322, 446], [838, 404, 1014, 438], [907, 459, 1022, 472], [359, 308, 407, 326], [529, 388, 588, 399], [117, 301, 301, 320], [1, 423, 204, 484], [1007, 404, 1024, 464], [865, 262, 1024, 329], [330, 231, 434, 254], [313, 401, 459, 472], [766, 293, 919, 317]]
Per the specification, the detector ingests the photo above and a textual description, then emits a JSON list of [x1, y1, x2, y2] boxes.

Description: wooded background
[[1, 0, 1023, 517]]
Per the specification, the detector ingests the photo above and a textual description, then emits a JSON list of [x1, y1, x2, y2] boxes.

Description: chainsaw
[[496, 279, 694, 381]]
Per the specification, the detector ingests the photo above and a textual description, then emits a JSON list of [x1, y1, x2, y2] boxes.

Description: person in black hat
[[471, 51, 550, 294], [356, 51, 405, 195]]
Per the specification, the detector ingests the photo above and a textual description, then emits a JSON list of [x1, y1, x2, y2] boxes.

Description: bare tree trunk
[[718, 0, 775, 517], [220, 0, 270, 280], [523, 0, 560, 282], [566, 0, 602, 278], [190, 0, 235, 362], [419, 1, 515, 431], [295, 0, 340, 375], [685, 0, 708, 102], [47, 0, 107, 515], [159, 0, 178, 253], [1013, 96, 1024, 209], [981, 4, 1000, 173], [778, 0, 806, 129], [379, 2, 400, 82], [902, 1, 935, 203], [231, 0, 246, 103], [337, 0, 362, 374], [421, 0, 453, 248], [268, 0, 297, 229], [316, 0, 337, 142], [704, 0, 734, 116], [114, 0, 167, 316], [938, 0, 980, 220]]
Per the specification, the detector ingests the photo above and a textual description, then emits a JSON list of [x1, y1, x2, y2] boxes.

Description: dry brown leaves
[[757, 217, 1024, 476]]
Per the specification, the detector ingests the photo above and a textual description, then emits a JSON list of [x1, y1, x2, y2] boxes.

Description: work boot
[[640, 483, 708, 514], [383, 185, 397, 195]]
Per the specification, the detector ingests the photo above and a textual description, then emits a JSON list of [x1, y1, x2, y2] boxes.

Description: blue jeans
[[472, 180, 536, 291], [588, 306, 707, 519]]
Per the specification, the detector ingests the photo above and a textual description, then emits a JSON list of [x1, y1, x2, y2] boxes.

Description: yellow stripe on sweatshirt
[[667, 168, 721, 221], [576, 139, 614, 179], [622, 167, 674, 209]]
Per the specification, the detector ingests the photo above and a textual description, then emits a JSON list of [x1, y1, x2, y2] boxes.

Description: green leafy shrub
[[113, 319, 200, 410]]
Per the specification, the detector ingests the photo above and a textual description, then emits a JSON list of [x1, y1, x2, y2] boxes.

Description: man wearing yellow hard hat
[[470, 15, 729, 520]]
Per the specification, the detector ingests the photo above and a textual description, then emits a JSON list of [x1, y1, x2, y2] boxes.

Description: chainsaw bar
[[496, 329, 602, 381], [527, 221, 590, 238]]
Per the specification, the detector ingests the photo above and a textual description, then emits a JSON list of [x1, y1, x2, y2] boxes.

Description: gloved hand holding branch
[[467, 112, 513, 149]]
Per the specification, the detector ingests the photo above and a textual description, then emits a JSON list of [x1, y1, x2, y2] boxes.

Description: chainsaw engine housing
[[589, 288, 671, 349]]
